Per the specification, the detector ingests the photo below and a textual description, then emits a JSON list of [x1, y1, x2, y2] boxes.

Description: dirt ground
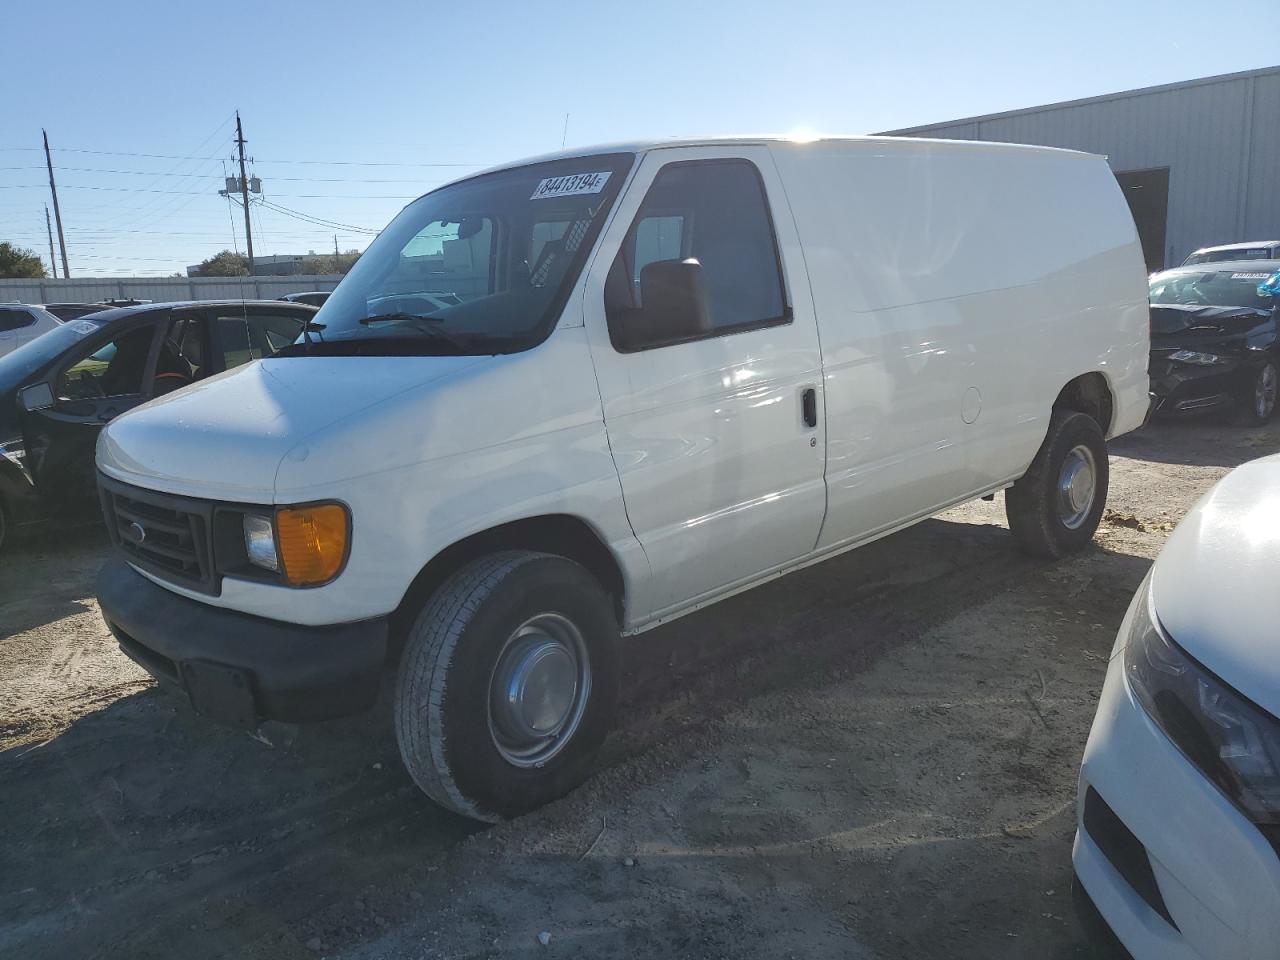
[[2, 419, 1276, 960]]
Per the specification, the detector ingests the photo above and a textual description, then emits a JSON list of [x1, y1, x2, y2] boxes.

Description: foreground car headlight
[[241, 503, 349, 586], [1125, 580, 1280, 828], [1169, 349, 1224, 365]]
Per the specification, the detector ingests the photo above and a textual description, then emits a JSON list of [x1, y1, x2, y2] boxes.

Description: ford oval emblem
[[128, 521, 147, 544]]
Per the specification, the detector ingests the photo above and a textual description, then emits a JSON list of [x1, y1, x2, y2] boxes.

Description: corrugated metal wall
[[0, 274, 342, 305], [884, 68, 1280, 268]]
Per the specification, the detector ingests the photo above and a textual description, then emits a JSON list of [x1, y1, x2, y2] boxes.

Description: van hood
[[1150, 455, 1280, 718], [97, 355, 482, 501]]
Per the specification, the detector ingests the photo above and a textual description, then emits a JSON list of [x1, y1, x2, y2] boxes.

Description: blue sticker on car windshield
[[1258, 273, 1280, 297]]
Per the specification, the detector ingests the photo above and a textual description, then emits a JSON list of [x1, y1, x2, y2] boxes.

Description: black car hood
[[1149, 304, 1274, 337]]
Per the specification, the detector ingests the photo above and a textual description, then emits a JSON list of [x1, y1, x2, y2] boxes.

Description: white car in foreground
[[1075, 454, 1280, 959]]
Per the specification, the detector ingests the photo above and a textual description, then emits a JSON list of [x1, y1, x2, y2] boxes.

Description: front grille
[[99, 476, 217, 594]]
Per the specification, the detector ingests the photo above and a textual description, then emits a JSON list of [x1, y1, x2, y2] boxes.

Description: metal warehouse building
[[882, 65, 1280, 273]]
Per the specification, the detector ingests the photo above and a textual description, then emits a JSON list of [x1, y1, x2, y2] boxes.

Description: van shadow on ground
[[2, 510, 1140, 960]]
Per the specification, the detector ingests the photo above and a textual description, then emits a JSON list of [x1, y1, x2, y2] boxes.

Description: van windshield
[[293, 153, 634, 356]]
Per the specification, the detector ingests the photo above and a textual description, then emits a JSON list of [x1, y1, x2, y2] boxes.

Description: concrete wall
[[882, 67, 1280, 268], [0, 274, 343, 305]]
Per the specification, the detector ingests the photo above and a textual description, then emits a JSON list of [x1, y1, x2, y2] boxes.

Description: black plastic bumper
[[97, 556, 388, 725], [1149, 355, 1255, 417]]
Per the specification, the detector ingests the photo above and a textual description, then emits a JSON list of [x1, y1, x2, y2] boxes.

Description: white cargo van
[[93, 137, 1150, 821]]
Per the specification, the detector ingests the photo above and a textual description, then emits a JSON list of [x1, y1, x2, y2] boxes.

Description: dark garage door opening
[[1115, 167, 1170, 273]]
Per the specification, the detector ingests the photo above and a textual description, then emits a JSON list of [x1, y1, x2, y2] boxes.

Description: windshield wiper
[[358, 311, 446, 325], [356, 312, 470, 352]]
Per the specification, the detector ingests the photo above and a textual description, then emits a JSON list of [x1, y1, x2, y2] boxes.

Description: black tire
[[1233, 360, 1278, 425], [1006, 410, 1109, 559], [395, 551, 620, 822]]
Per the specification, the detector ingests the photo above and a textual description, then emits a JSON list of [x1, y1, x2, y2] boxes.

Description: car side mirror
[[612, 258, 712, 352], [20, 382, 54, 411]]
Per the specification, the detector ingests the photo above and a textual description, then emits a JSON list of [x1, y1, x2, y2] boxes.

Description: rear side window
[[606, 159, 788, 350], [0, 308, 36, 332]]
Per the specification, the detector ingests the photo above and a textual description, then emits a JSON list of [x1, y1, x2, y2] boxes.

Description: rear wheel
[[395, 551, 620, 822], [1006, 410, 1109, 559]]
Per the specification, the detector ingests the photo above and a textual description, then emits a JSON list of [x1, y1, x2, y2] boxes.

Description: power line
[[255, 198, 381, 234], [0, 183, 419, 199], [0, 164, 447, 184], [1, 146, 487, 166]]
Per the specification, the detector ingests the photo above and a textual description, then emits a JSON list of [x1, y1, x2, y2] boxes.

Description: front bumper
[[98, 556, 388, 725], [1073, 641, 1280, 959], [1149, 352, 1257, 417]]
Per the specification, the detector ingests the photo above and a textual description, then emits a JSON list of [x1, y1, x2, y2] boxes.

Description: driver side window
[[57, 326, 156, 402]]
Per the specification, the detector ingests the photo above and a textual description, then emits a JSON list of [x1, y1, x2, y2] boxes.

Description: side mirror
[[612, 258, 712, 352], [20, 382, 54, 411]]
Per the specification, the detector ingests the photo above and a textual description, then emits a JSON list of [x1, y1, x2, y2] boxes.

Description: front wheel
[[395, 551, 620, 822], [1005, 410, 1109, 559], [1235, 360, 1278, 425]]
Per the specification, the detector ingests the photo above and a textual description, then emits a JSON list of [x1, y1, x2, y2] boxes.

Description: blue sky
[[3, 0, 1276, 276]]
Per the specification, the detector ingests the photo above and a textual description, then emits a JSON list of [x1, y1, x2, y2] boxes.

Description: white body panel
[[97, 135, 1150, 633], [1149, 455, 1280, 717], [768, 139, 1149, 549], [1076, 462, 1280, 958]]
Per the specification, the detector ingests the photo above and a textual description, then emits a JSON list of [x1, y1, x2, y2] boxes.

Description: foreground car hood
[[1149, 304, 1274, 339], [1150, 454, 1280, 718], [98, 355, 480, 500]]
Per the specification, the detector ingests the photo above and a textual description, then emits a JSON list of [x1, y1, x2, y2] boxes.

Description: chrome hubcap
[[1256, 364, 1277, 418], [487, 613, 590, 768], [1057, 444, 1097, 530]]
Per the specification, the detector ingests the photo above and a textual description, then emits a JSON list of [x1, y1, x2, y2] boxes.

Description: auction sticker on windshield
[[530, 172, 611, 200], [1231, 273, 1272, 280]]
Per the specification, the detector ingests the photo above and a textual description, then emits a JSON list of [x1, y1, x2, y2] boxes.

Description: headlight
[[1169, 349, 1224, 365], [242, 514, 279, 572], [1125, 579, 1280, 829], [0, 438, 25, 469], [241, 504, 349, 585]]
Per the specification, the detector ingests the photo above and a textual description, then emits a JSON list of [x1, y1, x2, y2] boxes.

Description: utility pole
[[235, 111, 255, 268], [45, 205, 59, 280], [42, 130, 70, 278], [333, 233, 339, 258]]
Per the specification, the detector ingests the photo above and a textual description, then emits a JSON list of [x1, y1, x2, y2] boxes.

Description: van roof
[[462, 135, 1102, 182]]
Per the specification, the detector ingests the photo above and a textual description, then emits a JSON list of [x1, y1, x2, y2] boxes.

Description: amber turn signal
[[276, 503, 349, 586]]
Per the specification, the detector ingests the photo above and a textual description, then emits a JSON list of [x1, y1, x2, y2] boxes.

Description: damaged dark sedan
[[1148, 261, 1280, 423]]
